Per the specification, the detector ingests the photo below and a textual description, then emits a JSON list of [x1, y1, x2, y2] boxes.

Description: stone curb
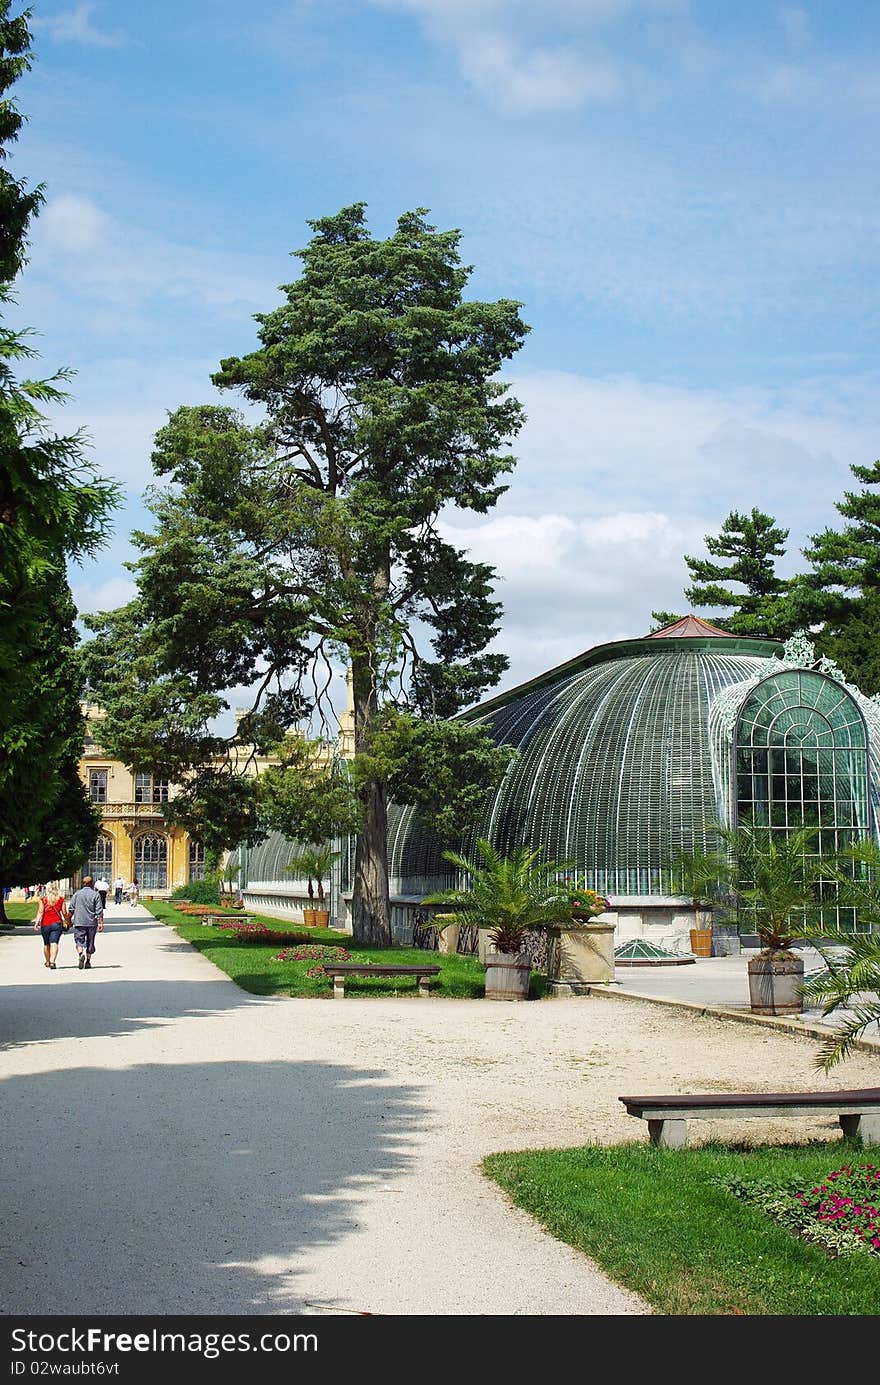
[[581, 982, 880, 1058]]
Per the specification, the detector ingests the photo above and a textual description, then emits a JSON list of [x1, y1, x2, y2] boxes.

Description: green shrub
[[171, 879, 220, 905]]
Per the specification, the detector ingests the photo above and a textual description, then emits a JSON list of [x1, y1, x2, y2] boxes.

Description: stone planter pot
[[484, 948, 531, 1001], [437, 922, 459, 955], [747, 953, 804, 1015], [545, 922, 616, 992]]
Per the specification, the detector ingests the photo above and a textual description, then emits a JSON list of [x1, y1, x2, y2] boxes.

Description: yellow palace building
[[78, 705, 280, 896], [78, 693, 353, 897]]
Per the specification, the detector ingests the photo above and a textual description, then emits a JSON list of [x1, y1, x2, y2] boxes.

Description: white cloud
[[31, 194, 274, 322], [51, 340, 880, 697], [371, 0, 639, 111], [71, 575, 137, 617], [458, 35, 621, 112], [430, 366, 880, 691], [33, 3, 125, 49], [29, 354, 229, 489]]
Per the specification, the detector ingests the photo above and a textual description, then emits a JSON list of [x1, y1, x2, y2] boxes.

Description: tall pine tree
[[86, 205, 526, 945], [794, 460, 880, 692], [655, 508, 793, 638]]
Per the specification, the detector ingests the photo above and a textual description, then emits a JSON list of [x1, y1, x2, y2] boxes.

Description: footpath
[[0, 903, 645, 1317]]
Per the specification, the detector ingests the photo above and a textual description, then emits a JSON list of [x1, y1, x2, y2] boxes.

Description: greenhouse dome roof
[[387, 624, 786, 898]]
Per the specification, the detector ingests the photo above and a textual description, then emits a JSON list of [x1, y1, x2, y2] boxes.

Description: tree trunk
[[349, 646, 392, 946], [0, 889, 7, 925], [352, 777, 392, 945]]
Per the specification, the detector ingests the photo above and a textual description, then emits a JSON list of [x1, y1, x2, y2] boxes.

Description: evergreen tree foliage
[[794, 460, 880, 692], [0, 5, 118, 910], [0, 582, 100, 914], [86, 205, 527, 943], [682, 508, 793, 637]]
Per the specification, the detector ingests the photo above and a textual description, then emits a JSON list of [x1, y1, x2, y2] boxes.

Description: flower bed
[[726, 1162, 880, 1258], [217, 918, 313, 945], [274, 943, 353, 977]]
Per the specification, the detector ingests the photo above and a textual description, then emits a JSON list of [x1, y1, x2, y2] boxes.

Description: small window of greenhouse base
[[733, 669, 871, 932]]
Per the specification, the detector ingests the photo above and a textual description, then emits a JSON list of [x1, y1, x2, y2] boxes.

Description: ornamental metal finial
[[782, 629, 816, 668]]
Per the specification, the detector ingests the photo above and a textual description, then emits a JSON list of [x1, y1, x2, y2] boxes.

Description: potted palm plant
[[715, 823, 828, 1015], [285, 844, 340, 927], [801, 839, 880, 1069], [423, 840, 571, 1000]]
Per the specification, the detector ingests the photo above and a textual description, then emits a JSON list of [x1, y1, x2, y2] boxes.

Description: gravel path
[[1, 904, 877, 1317]]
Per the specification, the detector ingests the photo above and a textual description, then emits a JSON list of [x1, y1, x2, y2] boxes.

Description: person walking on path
[[33, 885, 69, 970], [68, 876, 104, 970], [113, 875, 124, 905], [95, 876, 109, 910]]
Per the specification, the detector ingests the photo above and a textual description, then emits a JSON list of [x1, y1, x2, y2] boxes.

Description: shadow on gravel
[[0, 1057, 424, 1315], [0, 977, 268, 1048]]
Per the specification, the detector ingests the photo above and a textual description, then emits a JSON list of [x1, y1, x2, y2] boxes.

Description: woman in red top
[[34, 886, 69, 970]]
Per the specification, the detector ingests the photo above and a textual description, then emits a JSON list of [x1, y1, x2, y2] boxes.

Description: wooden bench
[[321, 963, 441, 999], [620, 1088, 880, 1148]]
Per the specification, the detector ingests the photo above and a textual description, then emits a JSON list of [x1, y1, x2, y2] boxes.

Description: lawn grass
[[483, 1141, 880, 1315], [144, 898, 501, 998], [1, 901, 37, 925]]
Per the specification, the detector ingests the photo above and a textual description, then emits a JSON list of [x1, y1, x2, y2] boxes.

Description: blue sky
[[11, 0, 880, 693]]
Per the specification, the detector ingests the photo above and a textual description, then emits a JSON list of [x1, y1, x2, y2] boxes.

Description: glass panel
[[134, 773, 152, 804]]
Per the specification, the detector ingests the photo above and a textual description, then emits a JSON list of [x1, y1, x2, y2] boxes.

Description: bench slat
[[620, 1088, 880, 1112], [321, 964, 441, 976]]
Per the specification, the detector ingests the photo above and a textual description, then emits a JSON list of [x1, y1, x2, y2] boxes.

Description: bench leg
[[840, 1113, 880, 1144], [418, 975, 431, 997], [332, 974, 345, 1000], [647, 1118, 689, 1149]]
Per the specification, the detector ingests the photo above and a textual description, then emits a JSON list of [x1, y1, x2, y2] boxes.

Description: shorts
[[40, 924, 63, 945], [74, 924, 98, 955]]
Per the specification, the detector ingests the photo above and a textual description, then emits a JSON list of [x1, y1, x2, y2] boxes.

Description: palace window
[[134, 833, 168, 890], [188, 840, 206, 882], [134, 773, 170, 804], [89, 769, 108, 803], [85, 834, 113, 880]]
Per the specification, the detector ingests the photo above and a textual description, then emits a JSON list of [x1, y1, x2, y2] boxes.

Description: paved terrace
[[1, 904, 877, 1317]]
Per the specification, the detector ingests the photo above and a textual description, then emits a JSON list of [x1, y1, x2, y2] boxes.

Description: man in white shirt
[[113, 875, 125, 904], [95, 876, 109, 909]]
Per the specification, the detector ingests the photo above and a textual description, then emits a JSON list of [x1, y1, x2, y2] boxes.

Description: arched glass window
[[734, 670, 869, 927], [188, 839, 205, 882], [135, 834, 168, 890], [85, 834, 113, 881]]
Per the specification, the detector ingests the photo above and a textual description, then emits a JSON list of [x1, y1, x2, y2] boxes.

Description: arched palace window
[[188, 840, 206, 882], [85, 833, 113, 882], [734, 670, 869, 927], [135, 833, 168, 890]]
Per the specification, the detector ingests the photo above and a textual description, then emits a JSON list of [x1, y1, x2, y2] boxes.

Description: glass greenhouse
[[236, 619, 880, 939]]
